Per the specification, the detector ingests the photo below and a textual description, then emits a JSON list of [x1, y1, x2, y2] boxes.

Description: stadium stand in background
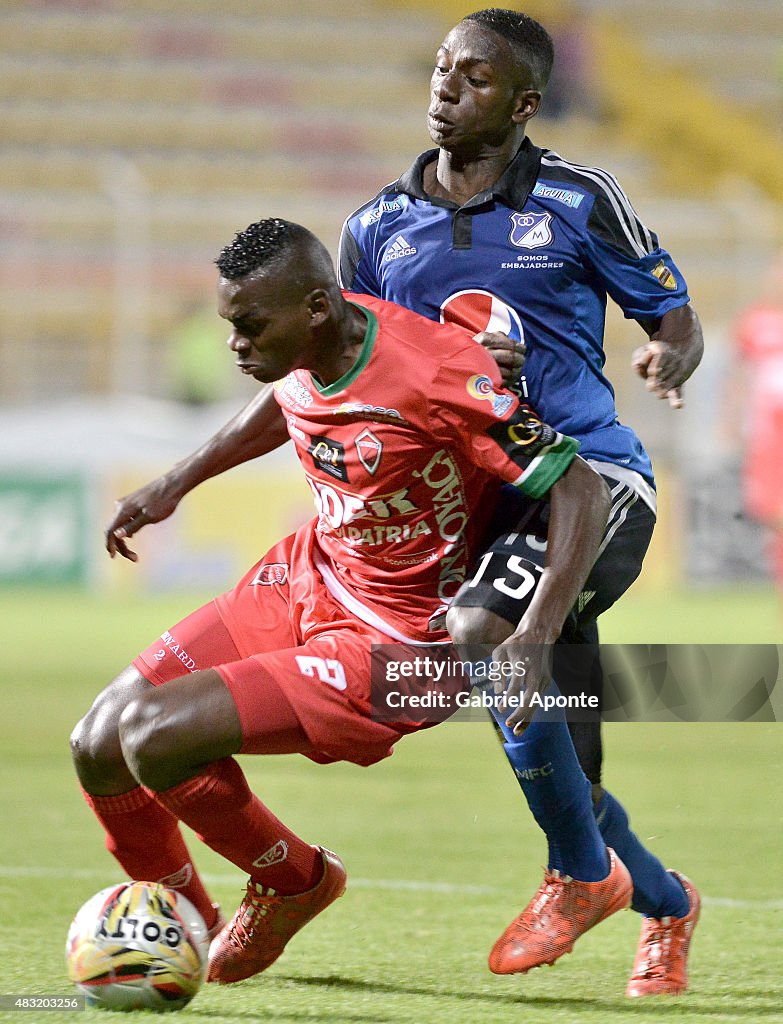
[[1, 0, 781, 590]]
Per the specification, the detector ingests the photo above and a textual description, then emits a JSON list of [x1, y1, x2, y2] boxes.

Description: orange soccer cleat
[[489, 848, 632, 975], [206, 848, 346, 984], [625, 871, 700, 997]]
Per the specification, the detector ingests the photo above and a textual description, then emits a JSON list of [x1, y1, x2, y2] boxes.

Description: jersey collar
[[308, 303, 378, 396], [394, 136, 543, 212]]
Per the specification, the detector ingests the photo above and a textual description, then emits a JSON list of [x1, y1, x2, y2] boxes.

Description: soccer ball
[[65, 881, 207, 1012]]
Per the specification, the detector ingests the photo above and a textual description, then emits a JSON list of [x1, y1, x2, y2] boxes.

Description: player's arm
[[106, 386, 288, 562], [492, 457, 610, 733], [433, 358, 610, 727], [584, 172, 703, 408], [632, 302, 704, 409]]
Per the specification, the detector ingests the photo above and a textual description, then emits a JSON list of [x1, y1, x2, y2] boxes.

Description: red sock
[[82, 786, 217, 928], [155, 758, 322, 895]]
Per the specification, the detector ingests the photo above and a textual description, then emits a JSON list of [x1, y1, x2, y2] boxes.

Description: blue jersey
[[339, 138, 692, 487]]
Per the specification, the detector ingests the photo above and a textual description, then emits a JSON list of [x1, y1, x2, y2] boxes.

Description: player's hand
[[632, 304, 704, 409], [474, 331, 526, 387], [631, 341, 685, 408], [491, 631, 555, 735], [105, 476, 182, 562]]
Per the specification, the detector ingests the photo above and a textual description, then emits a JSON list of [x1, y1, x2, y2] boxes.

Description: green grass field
[[1, 586, 781, 1023]]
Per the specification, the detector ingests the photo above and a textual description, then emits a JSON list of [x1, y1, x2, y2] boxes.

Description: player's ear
[[306, 288, 331, 327], [512, 88, 541, 123]]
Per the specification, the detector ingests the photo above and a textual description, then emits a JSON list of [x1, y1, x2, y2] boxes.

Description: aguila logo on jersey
[[440, 289, 524, 343], [250, 562, 289, 586], [532, 182, 584, 209], [355, 428, 383, 475], [509, 211, 553, 249], [466, 374, 514, 417], [360, 197, 406, 227], [651, 259, 677, 290], [308, 435, 348, 482]]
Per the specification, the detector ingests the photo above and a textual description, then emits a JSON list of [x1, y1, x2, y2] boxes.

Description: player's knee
[[446, 604, 514, 648], [70, 687, 129, 788], [118, 691, 180, 792]]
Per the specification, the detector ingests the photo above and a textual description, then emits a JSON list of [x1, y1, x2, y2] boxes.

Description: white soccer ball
[[65, 881, 208, 1012]]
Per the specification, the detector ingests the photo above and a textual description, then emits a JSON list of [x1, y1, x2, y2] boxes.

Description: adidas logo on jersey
[[383, 234, 417, 262]]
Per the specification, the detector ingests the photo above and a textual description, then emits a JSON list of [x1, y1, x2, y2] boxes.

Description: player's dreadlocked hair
[[215, 218, 318, 281], [463, 9, 554, 90]]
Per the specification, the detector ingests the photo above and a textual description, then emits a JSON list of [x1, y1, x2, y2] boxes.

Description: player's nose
[[432, 70, 459, 103], [226, 329, 250, 353]]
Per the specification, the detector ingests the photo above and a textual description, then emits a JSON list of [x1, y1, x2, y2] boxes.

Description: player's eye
[[233, 320, 263, 337], [468, 76, 489, 87]]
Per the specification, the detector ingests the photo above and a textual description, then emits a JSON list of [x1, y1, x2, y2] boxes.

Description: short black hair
[[463, 9, 554, 90], [215, 217, 314, 281]]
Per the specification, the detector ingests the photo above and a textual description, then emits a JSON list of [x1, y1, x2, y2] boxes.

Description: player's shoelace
[[224, 885, 283, 949], [511, 870, 572, 934], [634, 918, 673, 979]]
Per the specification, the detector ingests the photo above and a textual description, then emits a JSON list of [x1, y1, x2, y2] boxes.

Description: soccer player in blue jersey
[[103, 9, 703, 997], [338, 8, 703, 996]]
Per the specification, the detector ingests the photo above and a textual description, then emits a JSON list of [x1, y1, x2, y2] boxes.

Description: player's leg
[[135, 614, 409, 985], [447, 545, 631, 975], [575, 494, 699, 995], [491, 480, 698, 992], [447, 604, 610, 884], [70, 657, 222, 932], [115, 655, 344, 985], [117, 661, 324, 892], [69, 541, 302, 936]]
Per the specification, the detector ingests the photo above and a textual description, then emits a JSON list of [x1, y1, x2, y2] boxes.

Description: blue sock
[[492, 697, 609, 882], [594, 791, 689, 917]]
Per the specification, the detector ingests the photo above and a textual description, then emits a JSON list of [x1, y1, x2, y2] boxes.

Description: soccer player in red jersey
[[71, 218, 623, 985]]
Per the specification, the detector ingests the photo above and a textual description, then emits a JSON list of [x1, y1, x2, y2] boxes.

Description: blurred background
[[1, 0, 781, 625]]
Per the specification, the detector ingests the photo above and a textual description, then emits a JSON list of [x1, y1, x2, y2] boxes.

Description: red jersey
[[272, 293, 578, 641], [734, 303, 783, 520]]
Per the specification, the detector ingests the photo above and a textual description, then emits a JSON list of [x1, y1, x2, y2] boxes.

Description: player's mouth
[[236, 361, 261, 374], [428, 111, 455, 133]]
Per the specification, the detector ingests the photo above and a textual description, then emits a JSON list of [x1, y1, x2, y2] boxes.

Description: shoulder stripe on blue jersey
[[338, 181, 400, 288], [541, 153, 654, 258]]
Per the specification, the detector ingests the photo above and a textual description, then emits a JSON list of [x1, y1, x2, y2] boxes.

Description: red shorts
[[133, 523, 428, 767]]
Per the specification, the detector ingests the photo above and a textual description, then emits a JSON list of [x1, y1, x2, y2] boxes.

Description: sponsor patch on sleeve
[[651, 259, 677, 290], [466, 374, 515, 417], [487, 406, 579, 497]]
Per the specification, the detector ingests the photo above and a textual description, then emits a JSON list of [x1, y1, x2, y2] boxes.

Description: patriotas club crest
[[354, 428, 383, 476]]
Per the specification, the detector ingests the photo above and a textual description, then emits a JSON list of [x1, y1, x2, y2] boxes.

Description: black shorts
[[453, 475, 656, 784]]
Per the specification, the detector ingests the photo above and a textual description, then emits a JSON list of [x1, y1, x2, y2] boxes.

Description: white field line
[[0, 864, 781, 910]]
